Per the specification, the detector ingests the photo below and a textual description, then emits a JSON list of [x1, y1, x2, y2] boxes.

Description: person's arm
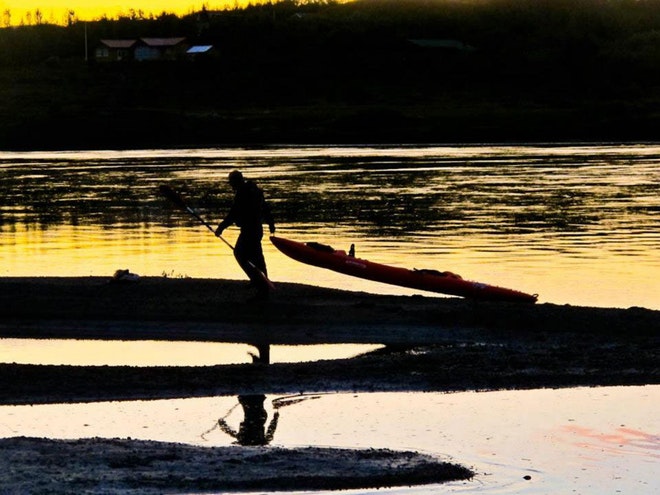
[[262, 195, 275, 234], [215, 197, 238, 236], [215, 216, 232, 236]]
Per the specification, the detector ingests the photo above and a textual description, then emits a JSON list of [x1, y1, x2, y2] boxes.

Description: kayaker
[[215, 170, 276, 300]]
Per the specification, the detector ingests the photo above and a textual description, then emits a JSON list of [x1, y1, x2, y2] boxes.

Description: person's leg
[[250, 241, 267, 277], [234, 234, 255, 281], [234, 232, 269, 291]]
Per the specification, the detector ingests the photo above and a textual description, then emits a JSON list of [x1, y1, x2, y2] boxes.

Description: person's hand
[[269, 224, 276, 235], [215, 226, 224, 237]]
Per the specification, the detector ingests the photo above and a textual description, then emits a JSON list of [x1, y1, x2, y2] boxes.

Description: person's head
[[228, 170, 244, 190]]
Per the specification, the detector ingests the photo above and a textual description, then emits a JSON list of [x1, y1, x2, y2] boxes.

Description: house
[[95, 37, 188, 62], [95, 39, 137, 62], [134, 37, 188, 61]]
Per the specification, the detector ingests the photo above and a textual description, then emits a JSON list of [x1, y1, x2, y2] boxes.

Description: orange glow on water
[[560, 425, 660, 459]]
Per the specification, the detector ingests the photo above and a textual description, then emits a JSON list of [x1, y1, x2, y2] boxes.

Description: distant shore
[[4, 0, 660, 150]]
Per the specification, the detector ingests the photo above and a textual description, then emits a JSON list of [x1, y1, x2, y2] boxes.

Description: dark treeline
[[2, 0, 660, 149]]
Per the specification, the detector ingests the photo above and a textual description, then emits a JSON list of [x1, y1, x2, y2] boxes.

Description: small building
[[186, 45, 215, 60], [135, 37, 188, 61], [95, 39, 137, 62]]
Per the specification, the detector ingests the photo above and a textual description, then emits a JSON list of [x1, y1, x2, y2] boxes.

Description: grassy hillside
[[2, 0, 660, 149]]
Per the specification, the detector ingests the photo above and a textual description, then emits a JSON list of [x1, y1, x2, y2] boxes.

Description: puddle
[[0, 386, 657, 494], [0, 338, 382, 366]]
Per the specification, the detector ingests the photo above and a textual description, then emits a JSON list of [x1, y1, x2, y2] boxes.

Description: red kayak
[[271, 236, 538, 303]]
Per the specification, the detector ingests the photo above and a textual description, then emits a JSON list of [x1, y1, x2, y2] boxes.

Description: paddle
[[158, 184, 275, 290]]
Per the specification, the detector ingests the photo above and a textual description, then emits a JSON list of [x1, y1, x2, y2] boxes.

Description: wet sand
[[1, 276, 658, 493], [0, 437, 473, 494], [1, 276, 657, 404]]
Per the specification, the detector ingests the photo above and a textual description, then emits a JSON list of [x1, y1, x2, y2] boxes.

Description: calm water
[[1, 386, 657, 494], [1, 144, 658, 309], [0, 339, 380, 366]]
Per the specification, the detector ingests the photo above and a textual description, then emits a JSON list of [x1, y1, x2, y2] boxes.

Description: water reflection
[[2, 145, 658, 239], [212, 393, 322, 446], [558, 424, 660, 460], [0, 387, 656, 494], [248, 343, 270, 364], [206, 344, 322, 447], [0, 339, 381, 367], [216, 395, 278, 446], [1, 145, 659, 309]]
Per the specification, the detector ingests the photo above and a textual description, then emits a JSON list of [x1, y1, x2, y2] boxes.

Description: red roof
[[140, 37, 186, 47], [100, 39, 137, 48]]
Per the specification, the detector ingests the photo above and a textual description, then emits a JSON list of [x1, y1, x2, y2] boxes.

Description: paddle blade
[[251, 266, 277, 292], [260, 270, 277, 291], [158, 184, 187, 209]]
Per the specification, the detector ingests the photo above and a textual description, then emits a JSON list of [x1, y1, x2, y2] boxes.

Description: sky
[[1, 1, 261, 25]]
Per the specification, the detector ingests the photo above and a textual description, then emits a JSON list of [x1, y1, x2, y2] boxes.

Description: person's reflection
[[218, 394, 279, 445], [210, 393, 322, 445], [248, 343, 270, 364]]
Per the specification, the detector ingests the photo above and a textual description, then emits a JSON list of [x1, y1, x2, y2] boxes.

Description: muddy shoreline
[[0, 437, 474, 494], [1, 277, 658, 493], [1, 276, 658, 405]]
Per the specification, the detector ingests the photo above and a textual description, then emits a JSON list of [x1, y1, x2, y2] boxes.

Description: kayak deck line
[[270, 236, 538, 303]]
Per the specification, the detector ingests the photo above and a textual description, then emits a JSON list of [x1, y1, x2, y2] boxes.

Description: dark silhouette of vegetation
[[2, 0, 660, 149]]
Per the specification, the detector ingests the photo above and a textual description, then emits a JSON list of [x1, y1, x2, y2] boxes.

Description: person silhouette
[[248, 343, 270, 364], [215, 170, 275, 300]]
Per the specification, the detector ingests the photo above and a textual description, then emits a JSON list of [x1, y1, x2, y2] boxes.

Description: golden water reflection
[[0, 338, 381, 366], [1, 145, 658, 309], [2, 222, 657, 309]]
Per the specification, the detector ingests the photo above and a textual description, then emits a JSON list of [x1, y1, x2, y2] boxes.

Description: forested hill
[[2, 0, 660, 150]]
